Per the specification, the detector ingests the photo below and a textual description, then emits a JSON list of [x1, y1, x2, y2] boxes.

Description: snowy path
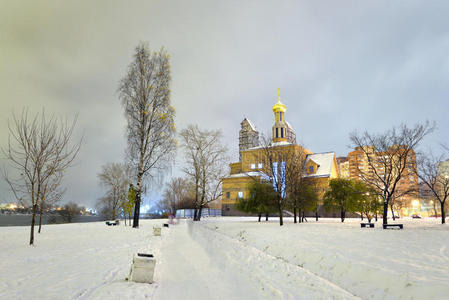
[[186, 221, 359, 299], [152, 221, 267, 299], [153, 221, 358, 299]]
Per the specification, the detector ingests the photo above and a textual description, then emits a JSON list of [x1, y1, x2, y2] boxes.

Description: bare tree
[[162, 177, 190, 215], [38, 171, 65, 233], [415, 152, 449, 224], [255, 135, 307, 226], [284, 144, 308, 223], [118, 42, 176, 228], [180, 125, 228, 221], [58, 202, 82, 223], [97, 162, 131, 220], [350, 122, 433, 225], [2, 109, 81, 245]]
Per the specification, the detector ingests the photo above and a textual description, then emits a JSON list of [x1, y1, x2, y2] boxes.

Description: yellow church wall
[[330, 157, 340, 179], [240, 144, 313, 173], [222, 176, 258, 205], [230, 162, 242, 175], [223, 144, 314, 206], [241, 150, 263, 173]]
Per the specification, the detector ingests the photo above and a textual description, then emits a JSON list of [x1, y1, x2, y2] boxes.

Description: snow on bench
[[360, 223, 374, 228], [383, 224, 403, 230]]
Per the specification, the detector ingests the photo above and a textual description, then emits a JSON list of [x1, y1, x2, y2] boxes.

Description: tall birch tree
[[118, 42, 176, 228]]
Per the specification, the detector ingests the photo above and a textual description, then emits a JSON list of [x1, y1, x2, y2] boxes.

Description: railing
[[175, 208, 222, 218]]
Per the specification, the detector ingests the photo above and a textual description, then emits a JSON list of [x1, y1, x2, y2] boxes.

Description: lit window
[[250, 163, 256, 169], [238, 191, 243, 198], [258, 163, 263, 169], [281, 128, 284, 138]]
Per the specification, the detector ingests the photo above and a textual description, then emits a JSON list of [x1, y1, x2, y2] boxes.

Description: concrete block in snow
[[153, 226, 161, 236], [129, 253, 156, 283]]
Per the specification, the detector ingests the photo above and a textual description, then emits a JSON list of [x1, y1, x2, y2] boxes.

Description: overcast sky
[[1, 0, 448, 208]]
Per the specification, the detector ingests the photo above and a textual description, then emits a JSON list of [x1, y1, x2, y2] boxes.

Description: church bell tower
[[272, 88, 288, 143]]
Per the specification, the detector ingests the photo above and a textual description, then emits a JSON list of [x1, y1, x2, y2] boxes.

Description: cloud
[[1, 0, 448, 207]]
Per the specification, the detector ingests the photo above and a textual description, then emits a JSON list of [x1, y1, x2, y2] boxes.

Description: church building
[[222, 90, 340, 216]]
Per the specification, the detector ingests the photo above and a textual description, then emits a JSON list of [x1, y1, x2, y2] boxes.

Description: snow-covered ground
[[1, 217, 448, 299], [200, 217, 449, 299]]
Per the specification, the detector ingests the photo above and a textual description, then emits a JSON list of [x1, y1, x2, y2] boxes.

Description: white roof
[[304, 152, 335, 178], [246, 141, 292, 151], [227, 171, 260, 178], [226, 171, 270, 181]]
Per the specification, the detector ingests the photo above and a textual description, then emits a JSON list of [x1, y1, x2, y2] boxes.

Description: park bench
[[360, 223, 374, 228], [383, 224, 403, 230]]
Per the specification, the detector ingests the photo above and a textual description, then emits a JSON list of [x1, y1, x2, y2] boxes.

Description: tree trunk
[[293, 204, 297, 224], [375, 212, 378, 222], [360, 213, 363, 220], [132, 191, 141, 228], [265, 213, 268, 221], [278, 197, 283, 226], [390, 204, 395, 221], [258, 213, 261, 222], [30, 204, 37, 245], [133, 167, 144, 228], [315, 210, 318, 222], [341, 210, 345, 222], [382, 201, 388, 225], [298, 208, 302, 223], [38, 203, 44, 233], [441, 202, 446, 224], [197, 206, 203, 221]]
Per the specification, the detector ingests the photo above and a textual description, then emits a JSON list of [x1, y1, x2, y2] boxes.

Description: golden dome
[[272, 88, 286, 112]]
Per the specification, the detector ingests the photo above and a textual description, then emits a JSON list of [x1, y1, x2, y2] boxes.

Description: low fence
[[175, 208, 222, 218]]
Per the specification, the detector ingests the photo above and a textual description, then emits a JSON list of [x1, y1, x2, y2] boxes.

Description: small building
[[336, 156, 350, 179], [304, 152, 340, 198]]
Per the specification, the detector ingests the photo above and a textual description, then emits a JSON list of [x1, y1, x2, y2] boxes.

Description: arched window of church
[[276, 128, 278, 138], [281, 128, 284, 138], [280, 112, 282, 121]]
